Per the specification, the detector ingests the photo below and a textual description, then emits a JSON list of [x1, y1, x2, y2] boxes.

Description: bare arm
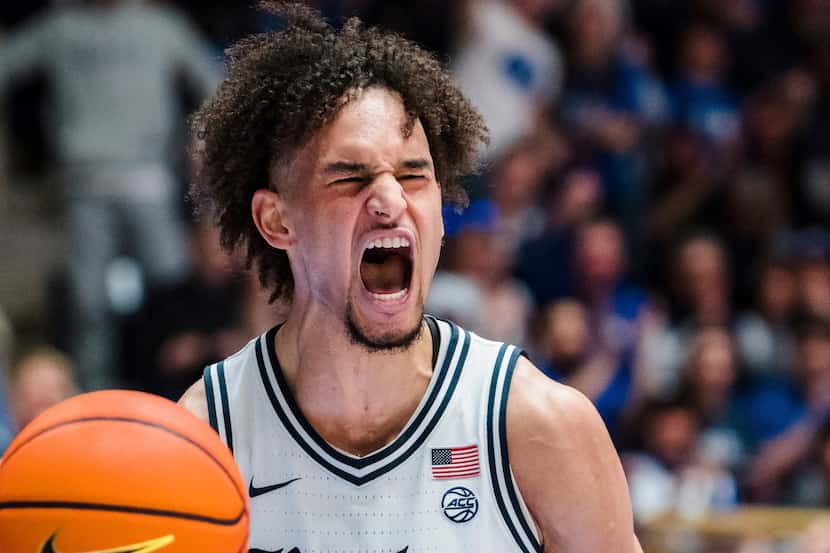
[[165, 9, 221, 101], [178, 379, 210, 424], [507, 357, 642, 553]]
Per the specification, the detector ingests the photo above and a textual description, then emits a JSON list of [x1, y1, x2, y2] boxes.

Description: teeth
[[371, 288, 408, 301], [364, 237, 411, 250]]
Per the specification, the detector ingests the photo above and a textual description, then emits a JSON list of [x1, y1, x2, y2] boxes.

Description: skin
[[180, 87, 641, 552], [12, 356, 77, 430]]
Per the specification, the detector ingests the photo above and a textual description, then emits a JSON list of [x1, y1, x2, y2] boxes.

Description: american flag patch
[[431, 445, 480, 479]]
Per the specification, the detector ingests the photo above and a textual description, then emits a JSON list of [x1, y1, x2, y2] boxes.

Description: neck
[[275, 303, 434, 457]]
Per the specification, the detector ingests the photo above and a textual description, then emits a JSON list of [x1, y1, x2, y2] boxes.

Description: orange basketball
[[0, 390, 248, 553]]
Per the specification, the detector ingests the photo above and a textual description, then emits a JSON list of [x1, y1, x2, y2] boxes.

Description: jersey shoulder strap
[[484, 343, 543, 553], [203, 335, 260, 453]]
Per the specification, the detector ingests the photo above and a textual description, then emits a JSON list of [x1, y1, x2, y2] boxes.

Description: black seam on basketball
[[2, 416, 246, 505], [0, 500, 244, 526]]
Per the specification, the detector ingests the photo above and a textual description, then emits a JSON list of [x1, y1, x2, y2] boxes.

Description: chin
[[345, 303, 424, 353]]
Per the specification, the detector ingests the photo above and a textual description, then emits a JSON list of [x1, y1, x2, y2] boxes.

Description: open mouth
[[360, 237, 413, 300]]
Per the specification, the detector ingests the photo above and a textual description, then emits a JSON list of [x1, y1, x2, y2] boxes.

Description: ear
[[252, 188, 294, 250]]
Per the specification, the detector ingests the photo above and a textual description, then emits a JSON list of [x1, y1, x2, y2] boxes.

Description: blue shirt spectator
[[670, 78, 740, 145], [670, 25, 740, 146]]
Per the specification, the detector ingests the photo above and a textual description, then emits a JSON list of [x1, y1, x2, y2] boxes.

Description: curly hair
[[190, 1, 488, 302]]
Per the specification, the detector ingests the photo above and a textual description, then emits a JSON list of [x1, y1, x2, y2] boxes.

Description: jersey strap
[[486, 344, 543, 553], [255, 317, 470, 486], [203, 361, 234, 453]]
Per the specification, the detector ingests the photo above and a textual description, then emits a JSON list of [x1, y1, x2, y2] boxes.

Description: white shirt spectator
[[0, 0, 220, 190], [452, 0, 563, 157]]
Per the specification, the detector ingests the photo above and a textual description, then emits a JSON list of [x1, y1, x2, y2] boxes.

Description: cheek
[[419, 200, 444, 270], [295, 202, 356, 282]]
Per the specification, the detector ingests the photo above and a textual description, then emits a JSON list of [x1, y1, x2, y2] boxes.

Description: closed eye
[[399, 174, 426, 181], [332, 176, 370, 185]]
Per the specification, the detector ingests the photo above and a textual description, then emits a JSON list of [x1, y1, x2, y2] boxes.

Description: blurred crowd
[[1, 0, 829, 550]]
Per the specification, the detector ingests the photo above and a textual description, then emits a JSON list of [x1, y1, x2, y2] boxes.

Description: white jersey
[[203, 316, 543, 553]]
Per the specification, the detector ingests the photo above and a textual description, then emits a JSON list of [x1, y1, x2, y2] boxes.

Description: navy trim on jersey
[[486, 345, 528, 553], [216, 361, 234, 454], [203, 365, 219, 434], [359, 329, 469, 483], [255, 338, 358, 483], [486, 344, 543, 553], [499, 348, 543, 552], [255, 318, 469, 486], [426, 315, 440, 368], [266, 319, 452, 469]]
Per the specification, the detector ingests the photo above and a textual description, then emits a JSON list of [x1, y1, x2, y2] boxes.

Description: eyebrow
[[400, 158, 432, 171], [322, 161, 370, 175], [322, 158, 433, 176]]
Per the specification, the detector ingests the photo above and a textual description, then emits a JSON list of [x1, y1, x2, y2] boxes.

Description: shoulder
[[505, 356, 641, 552], [506, 356, 610, 473], [134, 3, 202, 41], [507, 355, 600, 432], [178, 378, 209, 424]]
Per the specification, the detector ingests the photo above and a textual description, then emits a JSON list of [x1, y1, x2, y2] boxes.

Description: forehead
[[291, 87, 433, 176]]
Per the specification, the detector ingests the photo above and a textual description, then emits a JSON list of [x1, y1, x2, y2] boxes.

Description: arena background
[[1, 1, 829, 551]]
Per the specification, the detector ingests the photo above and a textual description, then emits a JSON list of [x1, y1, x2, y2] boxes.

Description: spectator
[[559, 0, 668, 264], [624, 397, 737, 523], [429, 199, 533, 346], [488, 122, 569, 252], [670, 23, 741, 148], [536, 298, 635, 437], [121, 220, 246, 400], [452, 0, 565, 157], [728, 75, 812, 269], [678, 327, 747, 473], [573, 218, 650, 359], [9, 346, 79, 433], [0, 0, 221, 390], [642, 233, 734, 391], [646, 126, 728, 291], [532, 219, 651, 435], [722, 169, 791, 306], [736, 258, 799, 379], [743, 317, 830, 501], [515, 166, 604, 307]]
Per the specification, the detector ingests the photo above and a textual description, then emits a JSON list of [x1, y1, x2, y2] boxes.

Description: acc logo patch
[[441, 486, 478, 523]]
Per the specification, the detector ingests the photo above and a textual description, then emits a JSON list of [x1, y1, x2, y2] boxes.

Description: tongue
[[361, 252, 407, 294]]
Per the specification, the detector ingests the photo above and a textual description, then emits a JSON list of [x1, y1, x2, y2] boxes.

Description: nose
[[366, 174, 407, 222]]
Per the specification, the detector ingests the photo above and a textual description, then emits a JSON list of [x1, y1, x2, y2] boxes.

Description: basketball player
[[180, 3, 642, 551]]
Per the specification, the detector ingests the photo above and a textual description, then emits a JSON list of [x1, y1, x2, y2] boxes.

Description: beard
[[345, 301, 424, 353]]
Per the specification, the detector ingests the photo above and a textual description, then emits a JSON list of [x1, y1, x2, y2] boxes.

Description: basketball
[[0, 390, 248, 553]]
